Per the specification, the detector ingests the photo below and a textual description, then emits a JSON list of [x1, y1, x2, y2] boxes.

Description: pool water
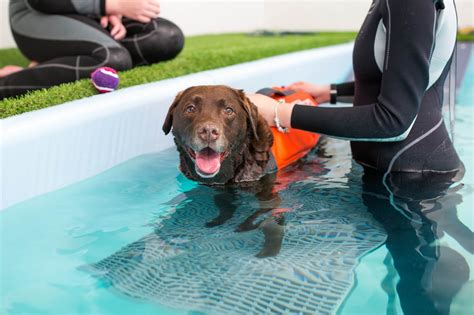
[[1, 50, 473, 314]]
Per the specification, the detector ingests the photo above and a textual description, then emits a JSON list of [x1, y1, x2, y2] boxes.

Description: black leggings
[[1, 2, 184, 100]]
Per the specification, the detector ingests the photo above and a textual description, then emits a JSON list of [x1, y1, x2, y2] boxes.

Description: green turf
[[0, 48, 30, 68], [458, 33, 474, 42], [0, 32, 357, 119]]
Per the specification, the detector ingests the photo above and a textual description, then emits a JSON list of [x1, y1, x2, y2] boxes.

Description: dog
[[163, 85, 318, 257], [163, 85, 275, 185]]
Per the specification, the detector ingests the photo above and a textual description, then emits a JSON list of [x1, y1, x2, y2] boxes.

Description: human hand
[[246, 93, 278, 127], [247, 93, 297, 129], [288, 99, 313, 106], [101, 15, 127, 40], [106, 0, 160, 23], [287, 82, 331, 103]]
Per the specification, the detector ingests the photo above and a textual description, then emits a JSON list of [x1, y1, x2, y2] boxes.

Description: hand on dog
[[289, 99, 313, 106], [247, 93, 300, 129]]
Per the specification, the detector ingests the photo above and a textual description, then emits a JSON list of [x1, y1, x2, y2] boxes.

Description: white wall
[[0, 0, 13, 48], [0, 0, 473, 49]]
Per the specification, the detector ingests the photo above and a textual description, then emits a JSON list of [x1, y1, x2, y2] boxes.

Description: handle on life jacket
[[256, 87, 295, 97]]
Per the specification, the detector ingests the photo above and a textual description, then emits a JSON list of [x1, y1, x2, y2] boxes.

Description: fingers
[[114, 26, 127, 40], [141, 6, 160, 20], [147, 0, 160, 12], [142, 0, 160, 20], [288, 81, 306, 89], [100, 16, 109, 28], [136, 15, 152, 23], [147, 2, 160, 12], [110, 23, 120, 37], [144, 8, 160, 18], [290, 99, 313, 106], [108, 15, 127, 40]]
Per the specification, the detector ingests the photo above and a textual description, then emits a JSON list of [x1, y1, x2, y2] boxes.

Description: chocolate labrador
[[163, 85, 288, 257], [163, 85, 275, 185]]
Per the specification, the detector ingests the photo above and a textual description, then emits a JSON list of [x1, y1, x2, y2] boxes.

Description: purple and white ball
[[91, 67, 119, 93]]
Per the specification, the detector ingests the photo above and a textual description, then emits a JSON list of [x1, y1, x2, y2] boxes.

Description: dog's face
[[163, 85, 273, 185]]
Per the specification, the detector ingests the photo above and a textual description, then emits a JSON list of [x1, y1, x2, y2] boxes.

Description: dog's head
[[163, 85, 273, 185]]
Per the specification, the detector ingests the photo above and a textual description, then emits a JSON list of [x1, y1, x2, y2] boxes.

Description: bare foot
[[0, 65, 24, 78], [28, 61, 38, 68]]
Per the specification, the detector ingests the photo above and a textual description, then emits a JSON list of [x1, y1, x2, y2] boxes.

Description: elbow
[[387, 129, 410, 142], [374, 100, 418, 142], [382, 117, 417, 142]]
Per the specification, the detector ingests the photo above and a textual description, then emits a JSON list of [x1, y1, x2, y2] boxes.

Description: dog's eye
[[185, 104, 197, 113], [224, 107, 234, 115]]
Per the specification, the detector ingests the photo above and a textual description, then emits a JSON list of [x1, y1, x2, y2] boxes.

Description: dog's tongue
[[196, 148, 221, 175]]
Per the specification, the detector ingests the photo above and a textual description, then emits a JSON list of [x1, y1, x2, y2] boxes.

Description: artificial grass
[[0, 48, 30, 68], [0, 32, 356, 119], [458, 33, 474, 42]]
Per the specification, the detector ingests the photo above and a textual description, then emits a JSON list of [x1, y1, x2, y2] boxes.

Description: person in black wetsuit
[[249, 1, 471, 313], [248, 0, 463, 175], [0, 0, 184, 100]]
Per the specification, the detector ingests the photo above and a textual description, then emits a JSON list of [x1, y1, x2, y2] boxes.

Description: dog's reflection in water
[[83, 154, 388, 314]]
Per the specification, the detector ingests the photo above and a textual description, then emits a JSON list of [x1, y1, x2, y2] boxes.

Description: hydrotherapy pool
[[1, 45, 473, 314]]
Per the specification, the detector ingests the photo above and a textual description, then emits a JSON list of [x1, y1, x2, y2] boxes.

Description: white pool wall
[[1, 42, 353, 210]]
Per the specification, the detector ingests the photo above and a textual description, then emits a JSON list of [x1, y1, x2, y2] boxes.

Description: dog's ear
[[237, 90, 274, 162], [162, 91, 184, 135], [237, 89, 260, 140]]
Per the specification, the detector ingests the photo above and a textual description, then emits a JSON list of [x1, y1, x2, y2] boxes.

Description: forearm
[[290, 102, 415, 142], [27, 0, 106, 16]]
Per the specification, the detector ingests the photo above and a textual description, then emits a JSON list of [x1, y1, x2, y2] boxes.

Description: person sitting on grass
[[0, 0, 184, 100]]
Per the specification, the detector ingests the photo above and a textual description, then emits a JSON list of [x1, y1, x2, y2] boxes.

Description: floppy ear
[[162, 91, 184, 135], [237, 90, 274, 162]]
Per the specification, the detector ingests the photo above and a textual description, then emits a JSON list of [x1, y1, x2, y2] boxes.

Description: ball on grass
[[91, 67, 119, 93]]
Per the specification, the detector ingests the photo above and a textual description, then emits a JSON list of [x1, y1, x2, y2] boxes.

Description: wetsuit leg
[[120, 17, 184, 66], [0, 12, 132, 100], [361, 168, 471, 315]]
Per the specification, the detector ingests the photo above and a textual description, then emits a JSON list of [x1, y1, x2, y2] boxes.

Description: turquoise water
[[1, 60, 473, 314]]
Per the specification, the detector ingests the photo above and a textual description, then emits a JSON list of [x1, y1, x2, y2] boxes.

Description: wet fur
[[163, 85, 282, 257], [163, 85, 274, 185]]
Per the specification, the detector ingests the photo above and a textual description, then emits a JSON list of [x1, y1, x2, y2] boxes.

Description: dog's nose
[[197, 124, 220, 142]]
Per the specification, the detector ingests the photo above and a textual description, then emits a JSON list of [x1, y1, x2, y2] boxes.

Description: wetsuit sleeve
[[292, 0, 436, 141], [335, 81, 354, 97], [27, 0, 106, 17]]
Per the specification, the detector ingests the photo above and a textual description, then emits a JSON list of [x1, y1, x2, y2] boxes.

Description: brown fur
[[163, 85, 285, 257], [163, 85, 274, 185]]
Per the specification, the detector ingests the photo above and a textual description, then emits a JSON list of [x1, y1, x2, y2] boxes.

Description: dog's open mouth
[[186, 146, 228, 177]]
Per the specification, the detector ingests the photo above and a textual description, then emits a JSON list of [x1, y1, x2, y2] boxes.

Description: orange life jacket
[[257, 87, 321, 169]]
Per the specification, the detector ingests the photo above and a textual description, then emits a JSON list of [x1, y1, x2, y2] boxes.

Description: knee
[[140, 18, 185, 63], [27, 0, 57, 14], [102, 46, 133, 71]]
